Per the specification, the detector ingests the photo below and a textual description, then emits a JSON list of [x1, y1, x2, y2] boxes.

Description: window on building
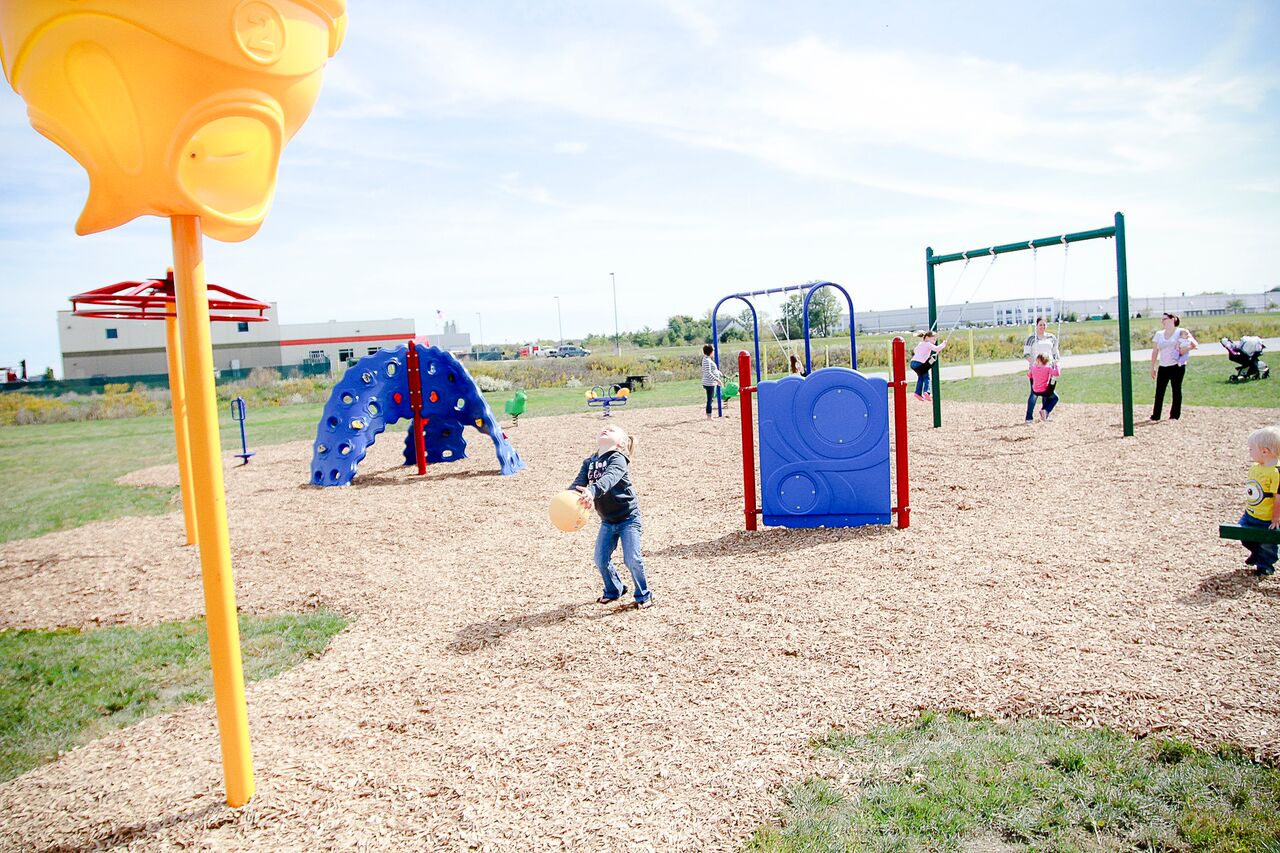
[[237, 321, 249, 332], [338, 348, 354, 363], [105, 328, 118, 339], [367, 347, 379, 355]]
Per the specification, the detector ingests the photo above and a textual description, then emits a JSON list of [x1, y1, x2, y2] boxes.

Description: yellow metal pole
[[968, 327, 975, 379], [170, 215, 254, 807], [164, 315, 198, 546]]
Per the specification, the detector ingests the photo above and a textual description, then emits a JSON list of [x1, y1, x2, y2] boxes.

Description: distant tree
[[778, 294, 805, 339], [807, 288, 842, 337], [1102, 312, 1112, 320], [1225, 298, 1246, 312]]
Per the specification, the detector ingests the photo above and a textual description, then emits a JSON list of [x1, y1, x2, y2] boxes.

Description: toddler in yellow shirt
[[1239, 426, 1280, 577]]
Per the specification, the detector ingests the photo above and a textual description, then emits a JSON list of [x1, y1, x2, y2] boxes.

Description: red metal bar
[[891, 337, 910, 529], [69, 271, 270, 323], [738, 350, 758, 531], [405, 341, 427, 476]]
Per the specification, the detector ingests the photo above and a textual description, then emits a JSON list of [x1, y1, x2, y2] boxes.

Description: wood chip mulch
[[0, 401, 1277, 851]]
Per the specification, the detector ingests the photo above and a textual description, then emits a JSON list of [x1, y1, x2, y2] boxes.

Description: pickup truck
[[553, 345, 591, 358]]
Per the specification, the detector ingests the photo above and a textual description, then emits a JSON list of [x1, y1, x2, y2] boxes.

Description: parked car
[[555, 345, 591, 358]]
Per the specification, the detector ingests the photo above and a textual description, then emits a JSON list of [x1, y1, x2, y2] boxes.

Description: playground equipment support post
[[968, 327, 975, 379], [406, 341, 427, 475], [738, 350, 758, 531], [164, 314, 197, 546], [925, 247, 941, 428], [171, 215, 254, 807], [891, 336, 911, 529], [1114, 212, 1134, 437]]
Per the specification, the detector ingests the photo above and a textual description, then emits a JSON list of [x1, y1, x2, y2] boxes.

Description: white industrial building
[[845, 290, 1278, 334], [57, 309, 473, 379]]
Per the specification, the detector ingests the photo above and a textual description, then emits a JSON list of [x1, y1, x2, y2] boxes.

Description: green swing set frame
[[924, 211, 1134, 437]]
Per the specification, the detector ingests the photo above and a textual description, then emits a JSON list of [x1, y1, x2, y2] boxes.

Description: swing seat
[[1219, 523, 1280, 544]]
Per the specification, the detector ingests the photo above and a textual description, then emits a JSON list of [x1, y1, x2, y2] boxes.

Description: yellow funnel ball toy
[[0, 0, 347, 242], [618, 386, 631, 398], [1, 0, 346, 810], [550, 490, 592, 532]]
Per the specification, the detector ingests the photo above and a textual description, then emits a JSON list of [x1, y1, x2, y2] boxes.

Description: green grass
[[0, 404, 327, 543], [746, 711, 1280, 852], [942, 355, 1278, 410], [0, 380, 714, 543], [0, 610, 347, 783]]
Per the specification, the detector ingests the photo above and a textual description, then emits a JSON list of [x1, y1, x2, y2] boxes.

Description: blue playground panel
[[310, 344, 524, 486], [756, 367, 890, 528]]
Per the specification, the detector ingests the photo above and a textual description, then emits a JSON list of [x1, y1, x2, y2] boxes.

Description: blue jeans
[[595, 513, 651, 603], [1239, 512, 1277, 574], [1026, 387, 1059, 420], [910, 361, 930, 395], [704, 384, 716, 415]]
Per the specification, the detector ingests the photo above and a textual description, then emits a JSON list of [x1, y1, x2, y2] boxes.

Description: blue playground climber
[[310, 343, 524, 486]]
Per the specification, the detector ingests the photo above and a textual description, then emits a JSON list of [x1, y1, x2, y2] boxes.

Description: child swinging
[[910, 330, 946, 401]]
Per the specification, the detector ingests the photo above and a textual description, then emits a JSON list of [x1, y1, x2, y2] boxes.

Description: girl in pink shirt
[[1026, 353, 1061, 422], [910, 331, 946, 401]]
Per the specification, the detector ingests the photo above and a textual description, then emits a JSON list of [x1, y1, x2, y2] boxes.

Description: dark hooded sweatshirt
[[569, 450, 639, 524]]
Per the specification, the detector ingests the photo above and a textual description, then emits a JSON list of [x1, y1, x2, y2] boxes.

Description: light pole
[[554, 296, 563, 347], [475, 312, 483, 348], [610, 272, 620, 355]]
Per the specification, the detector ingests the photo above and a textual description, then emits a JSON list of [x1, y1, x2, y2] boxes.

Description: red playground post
[[405, 340, 427, 476], [738, 350, 758, 531], [891, 336, 910, 529]]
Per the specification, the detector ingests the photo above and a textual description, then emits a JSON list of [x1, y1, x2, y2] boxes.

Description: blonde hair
[[1248, 426, 1280, 457], [603, 425, 635, 457]]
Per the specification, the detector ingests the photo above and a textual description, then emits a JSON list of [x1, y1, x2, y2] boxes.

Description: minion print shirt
[[1245, 463, 1279, 521]]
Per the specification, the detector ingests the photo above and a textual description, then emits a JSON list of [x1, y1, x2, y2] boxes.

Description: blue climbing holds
[[310, 344, 524, 486]]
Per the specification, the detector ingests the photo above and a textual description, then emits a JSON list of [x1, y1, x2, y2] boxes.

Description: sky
[[1, 0, 1278, 373]]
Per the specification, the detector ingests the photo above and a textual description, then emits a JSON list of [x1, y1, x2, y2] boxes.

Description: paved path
[[863, 337, 1278, 382]]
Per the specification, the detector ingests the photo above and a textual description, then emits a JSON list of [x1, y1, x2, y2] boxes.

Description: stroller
[[1220, 335, 1270, 383]]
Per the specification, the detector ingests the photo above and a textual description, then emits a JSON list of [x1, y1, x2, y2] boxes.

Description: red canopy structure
[[69, 271, 269, 322]]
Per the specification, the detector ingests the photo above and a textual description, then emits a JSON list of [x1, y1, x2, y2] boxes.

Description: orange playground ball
[[549, 490, 591, 532]]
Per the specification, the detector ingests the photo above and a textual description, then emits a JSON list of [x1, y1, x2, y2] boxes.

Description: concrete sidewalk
[[935, 337, 1276, 382], [858, 337, 1277, 382]]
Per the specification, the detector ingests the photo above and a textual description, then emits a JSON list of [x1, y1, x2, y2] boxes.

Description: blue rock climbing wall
[[310, 344, 524, 486], [756, 367, 890, 528]]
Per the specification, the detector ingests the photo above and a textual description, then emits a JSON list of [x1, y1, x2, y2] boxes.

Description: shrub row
[[0, 384, 160, 426]]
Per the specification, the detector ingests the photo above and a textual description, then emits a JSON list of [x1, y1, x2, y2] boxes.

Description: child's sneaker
[[922, 392, 932, 401], [636, 597, 654, 609], [1043, 411, 1052, 422], [914, 393, 925, 402], [1256, 567, 1275, 577]]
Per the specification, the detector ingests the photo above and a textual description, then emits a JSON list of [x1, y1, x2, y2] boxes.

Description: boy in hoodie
[[570, 424, 653, 607]]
